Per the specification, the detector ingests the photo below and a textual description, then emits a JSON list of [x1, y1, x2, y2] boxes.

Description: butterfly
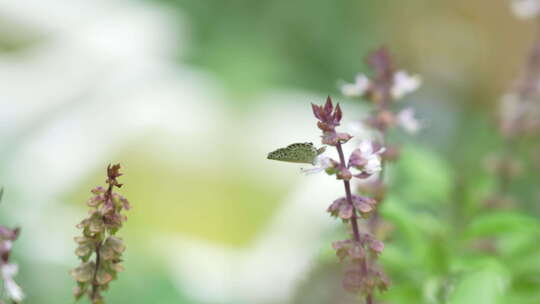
[[267, 142, 326, 165]]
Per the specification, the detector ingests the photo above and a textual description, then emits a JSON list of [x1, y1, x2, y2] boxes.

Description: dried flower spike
[[70, 164, 131, 304]]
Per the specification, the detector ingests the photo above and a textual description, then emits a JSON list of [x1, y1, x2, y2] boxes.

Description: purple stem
[[90, 183, 113, 302], [335, 142, 373, 304]]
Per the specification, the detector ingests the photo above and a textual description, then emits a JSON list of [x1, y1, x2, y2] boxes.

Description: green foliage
[[150, 0, 382, 101], [393, 145, 454, 206], [463, 212, 540, 239], [448, 264, 507, 304], [369, 143, 540, 304]]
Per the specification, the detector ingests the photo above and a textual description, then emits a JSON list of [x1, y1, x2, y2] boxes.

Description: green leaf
[[380, 196, 427, 260], [463, 212, 540, 239], [449, 265, 508, 304]]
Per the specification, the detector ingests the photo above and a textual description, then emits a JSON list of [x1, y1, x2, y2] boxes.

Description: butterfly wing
[[267, 142, 319, 164]]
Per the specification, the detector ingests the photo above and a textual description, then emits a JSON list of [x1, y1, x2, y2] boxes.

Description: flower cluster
[[0, 225, 24, 304], [340, 48, 421, 221], [497, 5, 540, 138], [312, 97, 387, 301], [70, 164, 131, 304], [334, 48, 421, 301], [310, 98, 384, 181], [341, 47, 422, 135], [485, 3, 540, 208], [328, 195, 377, 219], [500, 0, 540, 137], [312, 98, 351, 146], [332, 234, 388, 294]]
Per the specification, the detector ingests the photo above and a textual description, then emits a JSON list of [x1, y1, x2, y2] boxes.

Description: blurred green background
[[0, 0, 539, 303]]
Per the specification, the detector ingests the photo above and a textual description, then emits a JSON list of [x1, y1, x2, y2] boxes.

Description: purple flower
[[349, 140, 385, 178], [311, 96, 343, 131]]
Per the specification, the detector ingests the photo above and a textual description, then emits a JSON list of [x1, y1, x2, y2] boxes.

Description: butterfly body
[[267, 142, 326, 165]]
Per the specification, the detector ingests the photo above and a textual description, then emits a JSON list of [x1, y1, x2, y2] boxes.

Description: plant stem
[[335, 142, 372, 304], [366, 293, 374, 304], [90, 241, 102, 302], [90, 183, 113, 303], [335, 143, 361, 242]]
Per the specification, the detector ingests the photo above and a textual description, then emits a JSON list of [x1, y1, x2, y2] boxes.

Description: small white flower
[[359, 141, 384, 175], [397, 107, 422, 134], [341, 74, 370, 97], [5, 277, 24, 301], [1, 263, 18, 278], [511, 0, 540, 19], [1, 240, 12, 252], [301, 155, 334, 175], [347, 120, 370, 139], [391, 70, 421, 99], [349, 140, 385, 176], [1, 263, 24, 302]]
